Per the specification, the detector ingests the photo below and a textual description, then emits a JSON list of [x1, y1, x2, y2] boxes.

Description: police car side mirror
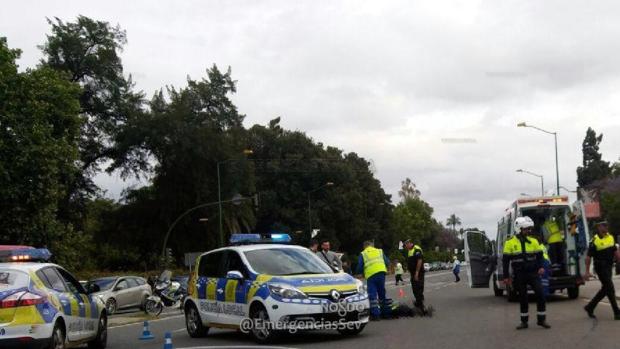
[[226, 271, 244, 280]]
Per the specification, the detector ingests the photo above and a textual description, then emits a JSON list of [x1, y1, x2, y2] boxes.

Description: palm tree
[[446, 214, 462, 235]]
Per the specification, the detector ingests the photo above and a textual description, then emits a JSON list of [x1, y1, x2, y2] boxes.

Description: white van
[[464, 196, 590, 300]]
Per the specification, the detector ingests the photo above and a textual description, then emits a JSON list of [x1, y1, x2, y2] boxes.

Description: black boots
[[516, 322, 528, 330], [584, 305, 596, 319], [537, 321, 551, 329]]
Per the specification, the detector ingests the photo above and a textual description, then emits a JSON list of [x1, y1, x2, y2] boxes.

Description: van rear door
[[464, 231, 495, 288]]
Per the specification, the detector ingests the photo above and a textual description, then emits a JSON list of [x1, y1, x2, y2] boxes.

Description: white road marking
[[177, 346, 298, 349], [108, 315, 184, 329]]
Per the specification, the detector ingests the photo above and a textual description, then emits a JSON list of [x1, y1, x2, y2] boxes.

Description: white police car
[[183, 234, 369, 343], [0, 246, 107, 349]]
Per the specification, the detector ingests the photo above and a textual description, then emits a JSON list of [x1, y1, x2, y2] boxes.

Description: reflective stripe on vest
[[503, 236, 543, 264], [592, 233, 615, 251], [541, 245, 550, 261], [544, 220, 563, 243], [362, 247, 387, 278]]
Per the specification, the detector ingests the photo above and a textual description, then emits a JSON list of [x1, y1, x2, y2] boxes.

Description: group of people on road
[[503, 217, 619, 330]]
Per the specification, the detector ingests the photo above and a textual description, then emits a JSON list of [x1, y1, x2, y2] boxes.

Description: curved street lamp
[[516, 169, 544, 196], [517, 122, 560, 195]]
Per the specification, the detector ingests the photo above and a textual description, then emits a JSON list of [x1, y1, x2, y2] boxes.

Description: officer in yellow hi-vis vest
[[405, 239, 426, 312], [584, 221, 620, 320], [543, 217, 564, 268], [356, 240, 390, 321], [503, 216, 551, 330]]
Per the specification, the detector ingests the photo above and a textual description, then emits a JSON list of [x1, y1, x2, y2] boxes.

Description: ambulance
[[464, 196, 590, 300], [183, 234, 370, 344], [0, 246, 107, 348]]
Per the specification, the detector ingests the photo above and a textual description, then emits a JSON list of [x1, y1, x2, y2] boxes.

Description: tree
[[446, 214, 462, 234], [392, 195, 442, 248], [576, 127, 611, 188], [40, 16, 145, 225], [0, 37, 83, 255], [398, 177, 421, 201]]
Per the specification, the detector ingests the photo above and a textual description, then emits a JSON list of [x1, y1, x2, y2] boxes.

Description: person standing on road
[[395, 260, 404, 285], [405, 239, 426, 313], [356, 240, 390, 321], [317, 239, 343, 271], [503, 216, 550, 330], [452, 256, 461, 282], [584, 221, 620, 320]]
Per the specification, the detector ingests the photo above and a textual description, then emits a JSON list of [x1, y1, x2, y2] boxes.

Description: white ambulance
[[464, 195, 590, 300]]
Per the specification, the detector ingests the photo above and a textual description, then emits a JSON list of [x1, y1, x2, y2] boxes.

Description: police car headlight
[[355, 280, 367, 296], [268, 284, 307, 299]]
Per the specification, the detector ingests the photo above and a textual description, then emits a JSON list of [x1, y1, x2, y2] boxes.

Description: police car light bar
[[0, 247, 52, 262], [229, 233, 292, 245]]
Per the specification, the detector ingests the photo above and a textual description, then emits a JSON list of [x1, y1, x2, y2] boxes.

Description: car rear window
[[0, 269, 29, 290]]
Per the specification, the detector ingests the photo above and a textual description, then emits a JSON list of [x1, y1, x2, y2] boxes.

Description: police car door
[[464, 231, 495, 288], [56, 268, 98, 340], [217, 251, 249, 325], [196, 251, 224, 325], [37, 267, 81, 341]]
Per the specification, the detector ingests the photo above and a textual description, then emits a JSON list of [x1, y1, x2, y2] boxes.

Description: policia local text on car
[[502, 216, 551, 330]]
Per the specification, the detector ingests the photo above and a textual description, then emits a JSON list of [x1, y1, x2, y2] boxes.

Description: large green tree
[[0, 38, 83, 261], [576, 127, 611, 188]]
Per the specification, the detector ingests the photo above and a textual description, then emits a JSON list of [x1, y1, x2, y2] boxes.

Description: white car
[[183, 234, 369, 343], [423, 263, 431, 272], [0, 246, 107, 349]]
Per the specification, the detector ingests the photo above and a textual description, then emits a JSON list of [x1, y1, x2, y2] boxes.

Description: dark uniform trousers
[[515, 272, 546, 323], [411, 277, 425, 308], [587, 263, 620, 314]]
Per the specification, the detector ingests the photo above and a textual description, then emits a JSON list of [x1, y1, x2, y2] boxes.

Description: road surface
[[106, 271, 620, 349]]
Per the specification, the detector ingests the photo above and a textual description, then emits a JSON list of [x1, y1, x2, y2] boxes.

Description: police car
[[183, 234, 370, 343], [0, 246, 107, 349]]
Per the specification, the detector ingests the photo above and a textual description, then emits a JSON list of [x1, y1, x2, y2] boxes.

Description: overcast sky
[[2, 0, 619, 237]]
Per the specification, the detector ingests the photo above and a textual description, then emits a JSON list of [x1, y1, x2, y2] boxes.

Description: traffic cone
[[398, 287, 405, 298], [163, 332, 173, 349], [139, 321, 154, 340]]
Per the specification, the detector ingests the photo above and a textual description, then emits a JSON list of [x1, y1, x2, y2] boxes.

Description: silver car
[[89, 276, 152, 314]]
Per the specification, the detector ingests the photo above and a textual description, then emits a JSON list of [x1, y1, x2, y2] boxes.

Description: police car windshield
[[90, 277, 118, 291], [0, 268, 29, 290], [244, 248, 333, 275]]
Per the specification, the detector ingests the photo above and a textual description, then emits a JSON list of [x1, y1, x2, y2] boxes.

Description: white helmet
[[514, 216, 535, 234]]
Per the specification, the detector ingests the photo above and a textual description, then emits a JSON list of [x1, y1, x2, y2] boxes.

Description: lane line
[[109, 315, 184, 329]]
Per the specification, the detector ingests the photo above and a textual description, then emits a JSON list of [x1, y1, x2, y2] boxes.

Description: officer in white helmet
[[502, 216, 551, 330]]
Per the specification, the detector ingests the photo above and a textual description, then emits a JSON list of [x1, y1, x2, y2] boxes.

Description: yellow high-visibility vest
[[407, 245, 423, 257], [592, 233, 615, 251], [361, 246, 387, 279], [544, 220, 563, 244]]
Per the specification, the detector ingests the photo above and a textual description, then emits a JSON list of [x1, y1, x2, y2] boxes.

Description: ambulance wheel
[[249, 303, 278, 344], [568, 287, 579, 299], [338, 323, 366, 336], [185, 303, 209, 338], [49, 322, 66, 349], [493, 276, 503, 297], [88, 314, 108, 349]]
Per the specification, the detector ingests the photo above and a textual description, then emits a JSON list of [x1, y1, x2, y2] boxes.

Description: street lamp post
[[516, 169, 544, 196], [306, 182, 334, 235], [517, 122, 560, 195], [217, 149, 253, 247]]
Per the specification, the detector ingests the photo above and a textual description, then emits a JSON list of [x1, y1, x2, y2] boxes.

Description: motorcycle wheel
[[144, 299, 164, 316]]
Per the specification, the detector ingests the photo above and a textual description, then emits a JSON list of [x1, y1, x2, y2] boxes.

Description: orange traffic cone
[[398, 288, 405, 298]]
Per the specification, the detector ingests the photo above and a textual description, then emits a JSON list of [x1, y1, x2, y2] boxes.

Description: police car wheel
[[49, 322, 66, 349], [88, 315, 108, 349], [337, 323, 366, 336], [250, 304, 277, 344], [105, 298, 117, 315], [185, 304, 209, 338], [568, 287, 579, 299]]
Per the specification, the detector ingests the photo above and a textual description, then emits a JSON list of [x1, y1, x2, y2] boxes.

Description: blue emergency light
[[229, 233, 292, 245], [0, 247, 52, 262]]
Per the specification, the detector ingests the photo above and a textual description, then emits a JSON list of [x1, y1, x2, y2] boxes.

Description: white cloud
[[2, 0, 619, 236]]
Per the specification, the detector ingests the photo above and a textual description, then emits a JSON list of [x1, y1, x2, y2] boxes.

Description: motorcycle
[[144, 270, 183, 316]]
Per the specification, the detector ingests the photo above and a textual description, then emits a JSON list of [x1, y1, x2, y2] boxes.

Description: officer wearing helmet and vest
[[356, 240, 390, 321], [503, 216, 550, 329], [584, 220, 620, 320]]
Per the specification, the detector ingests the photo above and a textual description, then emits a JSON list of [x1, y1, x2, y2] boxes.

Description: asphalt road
[[106, 271, 620, 349]]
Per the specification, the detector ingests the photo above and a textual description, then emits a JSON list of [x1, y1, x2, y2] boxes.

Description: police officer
[[543, 216, 565, 269], [584, 221, 620, 320], [503, 216, 550, 329], [405, 239, 426, 313], [356, 240, 390, 321]]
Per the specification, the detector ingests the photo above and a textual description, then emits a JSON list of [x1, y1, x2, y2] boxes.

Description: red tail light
[[0, 291, 46, 308]]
